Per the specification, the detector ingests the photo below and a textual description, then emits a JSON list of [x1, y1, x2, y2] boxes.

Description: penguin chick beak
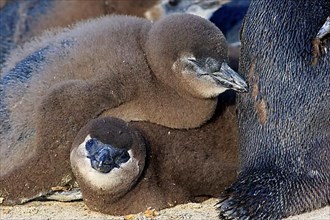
[[86, 138, 130, 173], [212, 63, 249, 93]]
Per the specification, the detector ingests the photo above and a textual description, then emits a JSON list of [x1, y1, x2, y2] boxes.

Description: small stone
[[2, 208, 11, 214], [51, 186, 68, 191], [124, 214, 136, 220], [144, 208, 159, 218]]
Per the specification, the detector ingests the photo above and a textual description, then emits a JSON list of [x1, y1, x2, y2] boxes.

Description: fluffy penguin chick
[[1, 13, 247, 131], [0, 13, 247, 204], [69, 92, 239, 215], [70, 117, 146, 204]]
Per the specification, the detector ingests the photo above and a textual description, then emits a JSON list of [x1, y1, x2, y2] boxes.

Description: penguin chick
[[0, 14, 247, 204], [70, 92, 239, 216], [98, 14, 248, 127], [2, 13, 248, 131], [70, 117, 146, 203]]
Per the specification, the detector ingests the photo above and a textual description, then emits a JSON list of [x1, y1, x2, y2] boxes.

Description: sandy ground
[[1, 198, 329, 220]]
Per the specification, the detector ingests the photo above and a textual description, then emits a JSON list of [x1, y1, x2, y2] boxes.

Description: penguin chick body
[[0, 14, 247, 204], [71, 93, 239, 215]]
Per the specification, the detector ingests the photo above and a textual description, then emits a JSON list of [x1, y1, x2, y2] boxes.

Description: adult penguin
[[218, 1, 330, 219], [0, 93, 240, 214], [0, 14, 247, 205]]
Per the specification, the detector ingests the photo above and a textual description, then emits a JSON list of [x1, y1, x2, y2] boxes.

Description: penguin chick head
[[70, 117, 146, 199], [161, 0, 222, 19], [145, 13, 248, 99]]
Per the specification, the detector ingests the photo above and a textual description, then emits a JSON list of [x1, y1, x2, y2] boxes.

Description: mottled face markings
[[248, 60, 256, 84], [256, 99, 268, 124], [248, 59, 268, 124], [251, 75, 259, 101]]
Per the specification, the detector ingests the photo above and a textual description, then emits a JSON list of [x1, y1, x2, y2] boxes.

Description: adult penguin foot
[[217, 169, 329, 219]]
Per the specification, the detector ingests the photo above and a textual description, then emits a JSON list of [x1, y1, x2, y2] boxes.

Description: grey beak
[[212, 63, 249, 93]]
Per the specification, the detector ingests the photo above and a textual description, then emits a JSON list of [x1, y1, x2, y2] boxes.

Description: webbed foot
[[218, 169, 329, 219]]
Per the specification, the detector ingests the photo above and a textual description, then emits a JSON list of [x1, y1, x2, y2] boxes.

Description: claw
[[219, 198, 236, 212]]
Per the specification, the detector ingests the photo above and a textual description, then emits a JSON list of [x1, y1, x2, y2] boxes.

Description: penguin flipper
[[36, 79, 125, 145]]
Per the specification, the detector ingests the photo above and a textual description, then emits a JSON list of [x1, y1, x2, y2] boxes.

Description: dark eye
[[205, 58, 221, 72], [115, 151, 130, 164], [168, 0, 179, 7], [85, 139, 94, 152]]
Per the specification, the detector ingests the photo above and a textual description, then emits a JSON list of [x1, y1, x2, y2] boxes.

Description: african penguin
[[71, 93, 239, 215], [218, 1, 330, 219], [70, 117, 147, 208], [0, 13, 247, 205]]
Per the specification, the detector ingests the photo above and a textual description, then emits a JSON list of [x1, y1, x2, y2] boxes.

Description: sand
[[1, 198, 329, 220]]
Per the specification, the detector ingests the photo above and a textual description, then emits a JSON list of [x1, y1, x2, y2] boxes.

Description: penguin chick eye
[[186, 57, 221, 74], [85, 138, 95, 153], [205, 57, 221, 72], [114, 151, 130, 164], [183, 58, 209, 77], [187, 58, 203, 67], [168, 0, 180, 7]]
